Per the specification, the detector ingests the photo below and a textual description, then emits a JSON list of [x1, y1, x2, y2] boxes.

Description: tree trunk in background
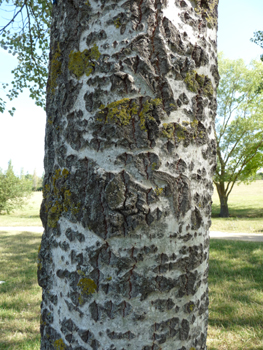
[[215, 183, 229, 217], [38, 1, 219, 349], [219, 201, 229, 218]]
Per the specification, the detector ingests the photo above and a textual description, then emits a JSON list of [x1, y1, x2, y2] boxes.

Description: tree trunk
[[219, 194, 229, 217], [215, 183, 229, 217], [38, 1, 219, 349]]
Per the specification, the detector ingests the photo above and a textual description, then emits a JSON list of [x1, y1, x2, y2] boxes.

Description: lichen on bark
[[193, 0, 219, 29], [184, 71, 214, 97], [48, 42, 61, 94], [68, 44, 101, 79]]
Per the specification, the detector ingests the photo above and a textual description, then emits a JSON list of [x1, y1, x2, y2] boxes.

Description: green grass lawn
[[211, 180, 263, 233], [0, 230, 41, 349], [208, 239, 263, 350], [0, 192, 42, 227], [0, 230, 263, 349]]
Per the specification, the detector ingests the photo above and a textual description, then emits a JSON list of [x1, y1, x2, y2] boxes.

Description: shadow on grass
[[0, 231, 42, 294], [0, 230, 42, 350], [0, 298, 41, 315], [209, 240, 263, 331], [0, 334, 40, 350], [212, 203, 263, 218], [18, 214, 41, 219]]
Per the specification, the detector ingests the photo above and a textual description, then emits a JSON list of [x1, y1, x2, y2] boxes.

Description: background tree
[[251, 31, 263, 61], [214, 54, 263, 217], [0, 160, 32, 214], [36, 0, 219, 349], [0, 0, 51, 114]]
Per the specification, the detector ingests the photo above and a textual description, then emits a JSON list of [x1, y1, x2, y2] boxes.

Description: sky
[[0, 0, 263, 176]]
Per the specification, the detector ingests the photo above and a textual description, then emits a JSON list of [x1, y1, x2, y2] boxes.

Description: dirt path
[[1, 227, 263, 242], [210, 231, 263, 242]]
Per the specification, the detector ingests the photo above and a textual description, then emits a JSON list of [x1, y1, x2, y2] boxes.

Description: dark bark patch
[[191, 207, 203, 230], [107, 329, 136, 340], [151, 317, 179, 344], [151, 298, 175, 312], [179, 319, 190, 340]]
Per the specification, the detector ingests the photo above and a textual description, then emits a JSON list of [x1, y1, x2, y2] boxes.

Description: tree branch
[[0, 3, 26, 34], [225, 139, 263, 197]]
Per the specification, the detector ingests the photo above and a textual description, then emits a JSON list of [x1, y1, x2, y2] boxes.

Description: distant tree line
[[24, 168, 44, 191]]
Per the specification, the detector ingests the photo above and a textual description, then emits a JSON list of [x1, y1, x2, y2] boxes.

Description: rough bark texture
[[38, 0, 219, 349]]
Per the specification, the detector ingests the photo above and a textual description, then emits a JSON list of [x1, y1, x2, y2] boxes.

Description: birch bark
[[38, 1, 219, 349]]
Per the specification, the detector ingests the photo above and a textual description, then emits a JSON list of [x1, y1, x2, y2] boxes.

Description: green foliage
[[251, 30, 263, 61], [214, 54, 263, 215], [0, 0, 51, 115], [0, 161, 32, 214]]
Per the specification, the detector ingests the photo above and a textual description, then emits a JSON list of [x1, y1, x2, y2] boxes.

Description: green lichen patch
[[62, 168, 69, 177], [43, 168, 80, 228], [184, 71, 199, 93], [154, 186, 163, 196], [151, 162, 157, 170], [49, 43, 62, 94], [184, 71, 213, 97], [175, 123, 187, 141], [169, 103, 177, 111], [162, 123, 175, 139], [189, 304, 194, 311], [195, 74, 213, 97], [77, 270, 86, 276], [100, 98, 138, 126], [113, 18, 121, 28], [78, 278, 97, 294], [202, 78, 213, 97], [138, 98, 162, 131], [69, 44, 101, 79], [139, 101, 153, 131], [190, 119, 204, 139], [97, 98, 162, 132], [187, 301, 195, 312], [161, 119, 205, 145], [78, 278, 97, 304], [40, 315, 46, 326], [54, 338, 66, 350], [193, 0, 218, 29], [190, 119, 198, 130]]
